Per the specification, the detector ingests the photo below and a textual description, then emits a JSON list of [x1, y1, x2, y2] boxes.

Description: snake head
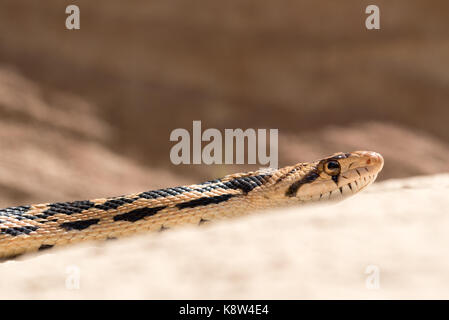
[[285, 151, 384, 201]]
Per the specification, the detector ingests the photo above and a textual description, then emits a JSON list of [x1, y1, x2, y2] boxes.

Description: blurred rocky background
[[0, 0, 448, 207]]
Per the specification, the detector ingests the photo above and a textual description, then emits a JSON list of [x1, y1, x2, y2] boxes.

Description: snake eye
[[324, 160, 341, 176]]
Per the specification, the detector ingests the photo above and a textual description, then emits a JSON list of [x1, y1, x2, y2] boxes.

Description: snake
[[0, 151, 383, 259]]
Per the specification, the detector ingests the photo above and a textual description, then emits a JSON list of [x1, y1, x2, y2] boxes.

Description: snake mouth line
[[318, 173, 378, 201]]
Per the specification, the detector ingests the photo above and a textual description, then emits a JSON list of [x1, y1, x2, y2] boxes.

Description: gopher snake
[[0, 151, 383, 259]]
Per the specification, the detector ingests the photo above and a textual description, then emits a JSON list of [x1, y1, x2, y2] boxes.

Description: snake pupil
[[327, 161, 339, 169], [324, 160, 341, 176]]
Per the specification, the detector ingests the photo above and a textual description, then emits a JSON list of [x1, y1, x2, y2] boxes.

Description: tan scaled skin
[[0, 151, 383, 259]]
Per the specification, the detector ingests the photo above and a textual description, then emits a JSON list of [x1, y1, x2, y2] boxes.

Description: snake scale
[[0, 151, 383, 259]]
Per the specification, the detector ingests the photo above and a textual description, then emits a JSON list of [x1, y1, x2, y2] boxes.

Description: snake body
[[0, 151, 383, 259]]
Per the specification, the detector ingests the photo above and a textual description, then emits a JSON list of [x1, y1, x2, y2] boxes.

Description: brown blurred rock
[[0, 0, 447, 175], [0, 67, 188, 207]]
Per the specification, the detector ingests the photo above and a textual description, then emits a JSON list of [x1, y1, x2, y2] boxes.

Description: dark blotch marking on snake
[[95, 197, 138, 211], [113, 206, 167, 223], [159, 225, 169, 232], [0, 206, 36, 221], [332, 174, 339, 185], [37, 201, 96, 220], [138, 187, 192, 200], [176, 194, 235, 209], [137, 175, 270, 201], [0, 253, 24, 261], [222, 175, 270, 194], [0, 225, 38, 236], [60, 218, 100, 231], [285, 171, 320, 197], [38, 244, 54, 251]]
